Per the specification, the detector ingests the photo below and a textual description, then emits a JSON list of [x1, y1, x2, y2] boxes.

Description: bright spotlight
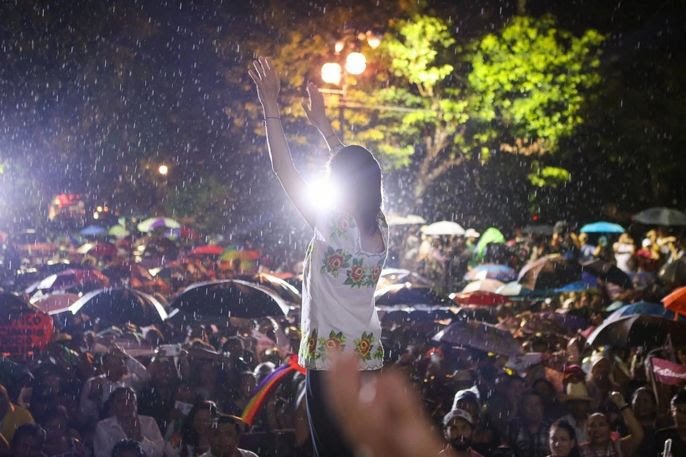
[[158, 164, 169, 176], [307, 177, 340, 212], [321, 62, 342, 85], [345, 52, 366, 75]]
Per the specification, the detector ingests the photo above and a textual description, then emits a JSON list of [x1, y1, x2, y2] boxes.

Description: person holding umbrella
[[249, 57, 388, 457]]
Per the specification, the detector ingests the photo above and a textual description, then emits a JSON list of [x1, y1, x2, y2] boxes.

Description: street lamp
[[158, 164, 169, 176]]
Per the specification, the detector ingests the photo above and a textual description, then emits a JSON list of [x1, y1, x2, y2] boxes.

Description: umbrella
[[496, 281, 534, 297], [31, 269, 109, 293], [108, 225, 130, 239], [386, 214, 426, 226], [522, 225, 554, 236], [580, 221, 625, 234], [581, 259, 632, 289], [474, 227, 505, 262], [137, 217, 181, 232], [518, 255, 581, 290], [77, 241, 118, 258], [464, 264, 516, 282], [586, 314, 686, 348], [421, 221, 465, 236], [554, 281, 595, 293], [377, 268, 431, 289], [461, 279, 505, 294], [170, 279, 290, 320], [236, 273, 302, 305], [608, 301, 685, 322], [80, 225, 106, 236], [662, 286, 686, 317], [433, 318, 522, 356], [451, 291, 510, 307], [190, 245, 224, 256], [0, 293, 32, 320], [66, 288, 167, 326], [632, 207, 686, 226], [374, 284, 452, 307], [30, 293, 80, 315]]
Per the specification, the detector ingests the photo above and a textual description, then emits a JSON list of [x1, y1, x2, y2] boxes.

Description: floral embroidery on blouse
[[321, 247, 351, 277], [300, 329, 384, 366]]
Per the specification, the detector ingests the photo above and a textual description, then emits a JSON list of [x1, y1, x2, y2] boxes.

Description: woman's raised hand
[[248, 56, 280, 110], [302, 82, 329, 132]]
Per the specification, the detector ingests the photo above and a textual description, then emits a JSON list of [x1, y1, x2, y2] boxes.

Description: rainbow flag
[[241, 354, 306, 425]]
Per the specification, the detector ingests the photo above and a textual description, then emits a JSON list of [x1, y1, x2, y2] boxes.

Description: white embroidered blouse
[[298, 209, 388, 370]]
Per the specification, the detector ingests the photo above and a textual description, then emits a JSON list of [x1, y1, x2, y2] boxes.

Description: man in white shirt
[[93, 387, 163, 457], [79, 345, 149, 422], [198, 414, 257, 457]]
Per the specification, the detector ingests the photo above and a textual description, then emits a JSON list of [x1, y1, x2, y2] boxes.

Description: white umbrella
[[461, 279, 505, 294], [420, 221, 465, 236], [386, 214, 426, 226]]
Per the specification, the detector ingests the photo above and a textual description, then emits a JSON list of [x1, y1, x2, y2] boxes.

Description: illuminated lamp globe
[[345, 52, 366, 75], [367, 35, 381, 49], [158, 164, 169, 176], [321, 62, 342, 85]]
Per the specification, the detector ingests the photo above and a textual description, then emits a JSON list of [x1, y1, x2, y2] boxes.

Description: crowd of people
[[0, 213, 684, 457]]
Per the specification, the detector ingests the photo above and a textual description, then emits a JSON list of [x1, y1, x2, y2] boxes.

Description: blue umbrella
[[80, 225, 106, 236], [607, 301, 686, 322], [464, 264, 517, 282], [580, 221, 625, 234]]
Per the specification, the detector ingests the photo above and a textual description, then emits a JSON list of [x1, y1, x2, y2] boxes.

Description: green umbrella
[[474, 227, 505, 262], [108, 225, 130, 239]]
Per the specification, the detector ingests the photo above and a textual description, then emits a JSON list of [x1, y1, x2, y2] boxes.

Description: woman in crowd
[[578, 392, 643, 457], [548, 419, 580, 457], [165, 400, 217, 457]]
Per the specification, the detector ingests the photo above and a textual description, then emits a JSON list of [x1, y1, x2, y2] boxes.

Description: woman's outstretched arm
[[249, 56, 315, 227], [302, 81, 344, 153]]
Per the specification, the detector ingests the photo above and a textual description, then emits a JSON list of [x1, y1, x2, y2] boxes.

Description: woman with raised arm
[[249, 56, 388, 457]]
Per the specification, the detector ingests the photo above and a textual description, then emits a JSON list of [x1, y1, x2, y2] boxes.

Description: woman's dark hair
[[101, 387, 137, 419], [550, 419, 581, 457], [328, 145, 382, 235], [111, 439, 146, 457], [181, 400, 218, 446]]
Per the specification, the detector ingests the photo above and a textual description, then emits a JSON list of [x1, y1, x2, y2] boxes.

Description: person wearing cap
[[586, 351, 621, 411], [559, 381, 593, 444], [452, 389, 481, 426], [197, 413, 257, 457], [441, 408, 484, 457]]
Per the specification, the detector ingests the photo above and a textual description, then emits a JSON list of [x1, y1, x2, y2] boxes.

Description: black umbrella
[[632, 207, 686, 226], [522, 225, 554, 236], [65, 288, 168, 326], [433, 318, 521, 356], [236, 273, 302, 305], [170, 279, 290, 321], [0, 292, 31, 321], [518, 255, 581, 290], [581, 259, 633, 289], [374, 284, 452, 307], [586, 314, 686, 348]]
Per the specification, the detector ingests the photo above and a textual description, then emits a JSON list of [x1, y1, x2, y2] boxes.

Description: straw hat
[[561, 381, 593, 402]]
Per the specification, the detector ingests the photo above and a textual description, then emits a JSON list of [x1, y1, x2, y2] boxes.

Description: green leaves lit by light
[[528, 162, 571, 187], [469, 16, 604, 154]]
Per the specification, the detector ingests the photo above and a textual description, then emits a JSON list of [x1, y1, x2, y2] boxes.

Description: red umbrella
[[34, 269, 109, 293], [662, 286, 686, 318], [452, 291, 510, 307], [190, 245, 224, 256]]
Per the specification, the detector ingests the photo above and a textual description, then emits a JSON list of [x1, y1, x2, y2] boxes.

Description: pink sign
[[651, 357, 686, 386]]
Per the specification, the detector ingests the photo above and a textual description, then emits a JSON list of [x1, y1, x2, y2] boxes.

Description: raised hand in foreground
[[325, 354, 453, 457]]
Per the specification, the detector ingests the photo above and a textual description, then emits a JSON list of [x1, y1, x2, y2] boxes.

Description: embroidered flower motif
[[363, 259, 385, 287], [321, 247, 351, 277], [373, 343, 384, 361], [329, 213, 352, 240], [318, 330, 346, 355], [306, 329, 318, 359], [344, 258, 367, 288], [354, 332, 375, 361]]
